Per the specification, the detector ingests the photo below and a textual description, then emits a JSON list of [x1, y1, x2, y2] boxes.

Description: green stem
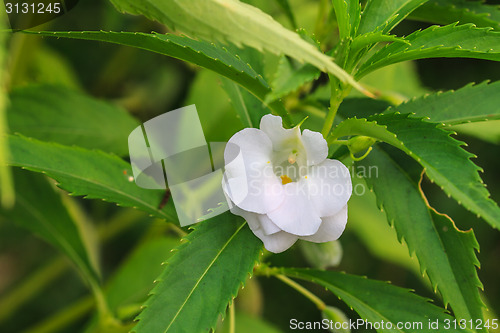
[[321, 75, 351, 138], [275, 274, 326, 311], [0, 8, 14, 208], [229, 301, 235, 333]]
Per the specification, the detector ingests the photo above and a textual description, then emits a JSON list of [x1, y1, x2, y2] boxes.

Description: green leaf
[[107, 0, 365, 92], [0, 169, 100, 284], [350, 31, 410, 57], [273, 0, 296, 29], [347, 177, 421, 275], [7, 85, 138, 156], [133, 213, 262, 333], [387, 81, 500, 125], [265, 56, 320, 103], [358, 146, 484, 325], [410, 0, 500, 30], [221, 78, 270, 128], [357, 0, 429, 35], [357, 23, 500, 78], [330, 114, 500, 230], [282, 268, 470, 333], [6, 135, 177, 222], [332, 0, 361, 38], [24, 31, 292, 127]]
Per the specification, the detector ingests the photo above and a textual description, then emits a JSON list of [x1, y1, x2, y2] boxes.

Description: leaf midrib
[[163, 221, 247, 332], [294, 272, 405, 333], [16, 159, 171, 221]]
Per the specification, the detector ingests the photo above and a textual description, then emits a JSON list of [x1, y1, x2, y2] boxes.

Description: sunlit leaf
[[107, 0, 365, 92]]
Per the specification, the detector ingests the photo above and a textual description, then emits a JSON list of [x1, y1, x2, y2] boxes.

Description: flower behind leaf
[[223, 115, 352, 253]]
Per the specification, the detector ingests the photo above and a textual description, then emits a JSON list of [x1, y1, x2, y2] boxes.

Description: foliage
[[1, 0, 499, 332]]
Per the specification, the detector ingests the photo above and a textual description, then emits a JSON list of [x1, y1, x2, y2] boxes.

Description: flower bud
[[347, 136, 376, 155], [322, 306, 351, 333], [300, 240, 343, 269]]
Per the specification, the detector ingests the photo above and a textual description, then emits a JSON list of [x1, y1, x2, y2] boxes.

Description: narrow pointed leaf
[[1, 169, 100, 284], [357, 23, 500, 78], [7, 85, 138, 156], [387, 81, 500, 125], [24, 31, 292, 126], [410, 0, 500, 30], [221, 78, 270, 128], [332, 0, 361, 38], [330, 114, 500, 230], [357, 0, 429, 35], [358, 146, 484, 325], [6, 135, 177, 222], [265, 56, 320, 103], [107, 0, 365, 91], [133, 213, 262, 333], [282, 268, 471, 333]]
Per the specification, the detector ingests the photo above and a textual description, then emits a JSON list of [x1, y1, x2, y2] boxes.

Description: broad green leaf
[[358, 146, 484, 325], [387, 81, 500, 125], [357, 0, 429, 35], [348, 177, 421, 275], [281, 268, 470, 333], [107, 0, 366, 92], [265, 56, 320, 103], [6, 135, 177, 222], [0, 169, 100, 284], [24, 31, 292, 127], [451, 120, 500, 145], [332, 0, 361, 38], [7, 85, 138, 156], [133, 213, 262, 333], [330, 114, 500, 230], [221, 77, 270, 128], [410, 0, 500, 30], [357, 23, 500, 78]]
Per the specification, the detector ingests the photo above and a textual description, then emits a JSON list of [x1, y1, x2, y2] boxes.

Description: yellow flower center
[[280, 175, 293, 185]]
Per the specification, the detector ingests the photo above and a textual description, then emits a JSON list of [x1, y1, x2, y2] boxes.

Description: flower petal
[[230, 204, 281, 235], [258, 214, 281, 235], [253, 228, 298, 253], [223, 128, 284, 214], [301, 129, 328, 166], [260, 114, 301, 151], [300, 205, 348, 243], [307, 159, 352, 217], [267, 182, 322, 236]]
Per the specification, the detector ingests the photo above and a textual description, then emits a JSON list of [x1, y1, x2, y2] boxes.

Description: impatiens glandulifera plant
[[1, 0, 500, 332]]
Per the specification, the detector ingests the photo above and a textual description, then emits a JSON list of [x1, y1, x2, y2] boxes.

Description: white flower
[[222, 114, 352, 253]]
